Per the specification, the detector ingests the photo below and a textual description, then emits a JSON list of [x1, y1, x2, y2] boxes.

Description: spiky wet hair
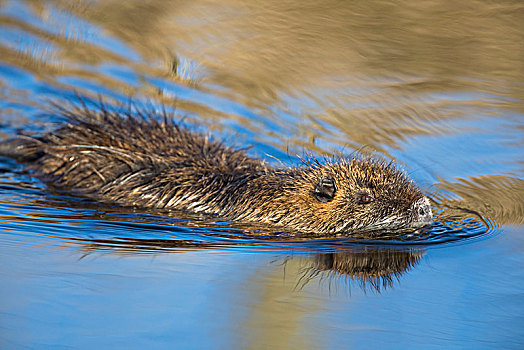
[[227, 156, 429, 234], [0, 100, 431, 235]]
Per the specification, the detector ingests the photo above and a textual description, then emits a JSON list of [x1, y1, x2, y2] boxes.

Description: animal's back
[[0, 105, 268, 209]]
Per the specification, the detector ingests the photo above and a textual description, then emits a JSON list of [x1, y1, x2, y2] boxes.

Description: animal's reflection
[[296, 248, 423, 292], [71, 235, 423, 292]]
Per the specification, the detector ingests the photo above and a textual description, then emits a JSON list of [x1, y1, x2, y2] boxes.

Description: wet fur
[[0, 101, 430, 234]]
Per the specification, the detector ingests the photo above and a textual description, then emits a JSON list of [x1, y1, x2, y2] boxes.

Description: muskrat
[[0, 101, 432, 235]]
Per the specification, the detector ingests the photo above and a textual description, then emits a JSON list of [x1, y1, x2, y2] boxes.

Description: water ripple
[[0, 180, 497, 254]]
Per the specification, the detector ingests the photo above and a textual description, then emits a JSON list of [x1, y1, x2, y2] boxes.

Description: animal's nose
[[412, 197, 433, 225]]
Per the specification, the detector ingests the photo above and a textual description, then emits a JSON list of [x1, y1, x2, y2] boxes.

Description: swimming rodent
[[0, 101, 433, 235]]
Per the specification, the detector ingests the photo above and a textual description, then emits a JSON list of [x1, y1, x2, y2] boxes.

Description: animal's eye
[[359, 193, 374, 204], [313, 176, 337, 203]]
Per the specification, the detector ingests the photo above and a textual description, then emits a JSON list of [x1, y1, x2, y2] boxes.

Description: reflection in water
[[436, 175, 524, 225], [298, 248, 423, 292], [46, 232, 424, 293], [237, 248, 423, 348], [1, 1, 523, 347], [0, 0, 522, 157]]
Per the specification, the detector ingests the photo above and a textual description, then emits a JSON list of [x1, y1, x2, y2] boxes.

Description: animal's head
[[280, 158, 432, 234]]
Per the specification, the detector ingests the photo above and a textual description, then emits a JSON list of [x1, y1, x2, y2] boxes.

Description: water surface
[[0, 0, 523, 348]]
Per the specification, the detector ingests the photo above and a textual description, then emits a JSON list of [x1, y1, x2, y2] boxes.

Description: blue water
[[1, 0, 523, 348]]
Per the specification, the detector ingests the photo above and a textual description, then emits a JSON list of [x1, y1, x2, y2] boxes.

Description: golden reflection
[[239, 257, 321, 349], [237, 248, 422, 347], [436, 175, 524, 225], [1, 0, 522, 155]]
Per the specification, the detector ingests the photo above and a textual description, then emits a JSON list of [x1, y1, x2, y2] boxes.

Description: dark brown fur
[[0, 102, 432, 235]]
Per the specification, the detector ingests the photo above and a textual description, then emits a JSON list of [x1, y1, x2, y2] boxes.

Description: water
[[0, 0, 523, 348]]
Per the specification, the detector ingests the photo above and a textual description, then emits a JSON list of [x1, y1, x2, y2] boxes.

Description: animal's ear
[[313, 176, 337, 203]]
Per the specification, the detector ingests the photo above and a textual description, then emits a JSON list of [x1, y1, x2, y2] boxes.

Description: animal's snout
[[412, 197, 433, 225]]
